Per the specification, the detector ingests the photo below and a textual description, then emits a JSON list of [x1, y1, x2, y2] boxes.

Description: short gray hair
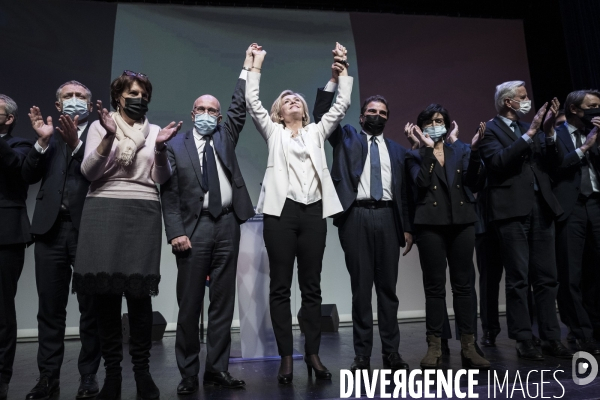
[[0, 94, 18, 133], [55, 80, 92, 102], [494, 80, 525, 112]]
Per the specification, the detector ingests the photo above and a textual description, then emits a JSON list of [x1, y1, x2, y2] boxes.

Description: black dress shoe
[[532, 335, 542, 346], [76, 374, 99, 398], [26, 376, 60, 400], [441, 339, 450, 356], [516, 340, 544, 361], [382, 352, 409, 371], [177, 376, 199, 395], [541, 340, 574, 359], [0, 382, 8, 400], [350, 356, 370, 372], [480, 331, 497, 347], [576, 338, 600, 355], [203, 371, 245, 388]]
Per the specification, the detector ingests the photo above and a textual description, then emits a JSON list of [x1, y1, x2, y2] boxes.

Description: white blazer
[[246, 72, 353, 218]]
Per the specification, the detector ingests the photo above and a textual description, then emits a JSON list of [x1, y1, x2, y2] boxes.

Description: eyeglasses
[[122, 70, 147, 78], [193, 106, 220, 117]]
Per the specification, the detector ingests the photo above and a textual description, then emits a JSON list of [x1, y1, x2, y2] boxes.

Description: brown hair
[[270, 90, 310, 127], [110, 75, 153, 110]]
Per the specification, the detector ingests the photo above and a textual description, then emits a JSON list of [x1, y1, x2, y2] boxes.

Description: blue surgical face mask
[[62, 97, 89, 120], [194, 113, 218, 136], [423, 125, 447, 142]]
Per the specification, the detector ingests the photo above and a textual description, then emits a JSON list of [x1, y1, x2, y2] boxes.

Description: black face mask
[[122, 97, 149, 120], [580, 107, 600, 131], [362, 114, 387, 136]]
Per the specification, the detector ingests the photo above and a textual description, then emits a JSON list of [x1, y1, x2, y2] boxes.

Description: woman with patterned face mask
[[72, 71, 182, 400], [405, 103, 490, 370]]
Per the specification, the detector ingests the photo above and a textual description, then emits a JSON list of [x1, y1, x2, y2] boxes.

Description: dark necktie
[[510, 121, 522, 140], [575, 130, 594, 197], [202, 136, 222, 218], [370, 136, 383, 201]]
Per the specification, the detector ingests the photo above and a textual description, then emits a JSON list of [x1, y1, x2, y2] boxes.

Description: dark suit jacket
[[551, 123, 600, 222], [161, 78, 255, 242], [21, 125, 91, 235], [406, 140, 484, 226], [0, 133, 33, 245], [313, 87, 411, 246], [479, 116, 562, 222]]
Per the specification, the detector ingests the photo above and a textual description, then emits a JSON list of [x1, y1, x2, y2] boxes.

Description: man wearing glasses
[[160, 45, 256, 393]]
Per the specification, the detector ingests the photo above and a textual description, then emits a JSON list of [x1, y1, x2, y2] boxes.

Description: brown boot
[[461, 334, 491, 369], [420, 335, 442, 369]]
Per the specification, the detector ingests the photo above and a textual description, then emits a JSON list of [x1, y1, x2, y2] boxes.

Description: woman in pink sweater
[[73, 71, 181, 400]]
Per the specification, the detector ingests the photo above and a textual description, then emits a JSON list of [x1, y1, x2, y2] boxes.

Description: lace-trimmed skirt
[[73, 197, 162, 297]]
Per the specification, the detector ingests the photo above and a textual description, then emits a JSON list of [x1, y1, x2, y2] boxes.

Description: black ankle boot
[[97, 376, 121, 400], [305, 354, 332, 380], [277, 355, 293, 384], [135, 373, 160, 400]]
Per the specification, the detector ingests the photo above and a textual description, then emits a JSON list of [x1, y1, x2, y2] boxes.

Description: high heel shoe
[[305, 354, 332, 380], [277, 355, 293, 384]]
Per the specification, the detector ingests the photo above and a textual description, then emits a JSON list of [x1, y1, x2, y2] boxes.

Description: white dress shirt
[[286, 133, 321, 204], [0, 133, 6, 138], [34, 121, 88, 155], [565, 122, 600, 192], [193, 129, 233, 209], [323, 81, 392, 201]]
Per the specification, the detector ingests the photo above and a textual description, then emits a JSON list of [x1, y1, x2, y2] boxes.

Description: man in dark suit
[[479, 80, 572, 360], [0, 94, 32, 400], [313, 58, 413, 372], [160, 48, 255, 393], [552, 89, 600, 355], [22, 81, 101, 399]]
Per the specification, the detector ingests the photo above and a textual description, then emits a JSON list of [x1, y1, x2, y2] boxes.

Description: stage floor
[[10, 316, 600, 399]]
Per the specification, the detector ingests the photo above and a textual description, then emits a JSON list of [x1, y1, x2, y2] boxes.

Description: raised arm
[[223, 44, 256, 145], [315, 42, 352, 141], [245, 48, 277, 141]]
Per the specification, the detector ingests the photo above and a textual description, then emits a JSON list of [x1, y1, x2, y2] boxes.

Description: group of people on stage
[[1, 40, 599, 399]]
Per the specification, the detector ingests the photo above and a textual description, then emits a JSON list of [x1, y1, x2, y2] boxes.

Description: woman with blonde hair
[[246, 43, 353, 383]]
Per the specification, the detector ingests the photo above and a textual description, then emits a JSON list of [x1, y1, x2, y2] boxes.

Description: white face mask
[[423, 125, 447, 142], [510, 99, 531, 117], [194, 113, 218, 136], [62, 97, 90, 120]]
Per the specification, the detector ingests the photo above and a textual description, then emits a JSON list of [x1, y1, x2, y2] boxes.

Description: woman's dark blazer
[[406, 140, 485, 226]]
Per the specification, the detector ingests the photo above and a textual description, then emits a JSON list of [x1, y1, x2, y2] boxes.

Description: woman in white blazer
[[246, 43, 353, 384]]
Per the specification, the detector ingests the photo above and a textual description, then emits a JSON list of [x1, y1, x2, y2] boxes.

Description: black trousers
[[34, 219, 101, 379], [338, 205, 400, 357], [475, 230, 504, 336], [175, 212, 240, 376], [442, 265, 478, 340], [494, 194, 561, 341], [0, 243, 25, 384], [556, 195, 600, 340], [96, 294, 153, 378], [416, 224, 475, 337], [264, 199, 326, 356]]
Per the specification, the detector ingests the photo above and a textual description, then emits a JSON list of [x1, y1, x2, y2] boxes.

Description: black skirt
[[73, 197, 162, 297]]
